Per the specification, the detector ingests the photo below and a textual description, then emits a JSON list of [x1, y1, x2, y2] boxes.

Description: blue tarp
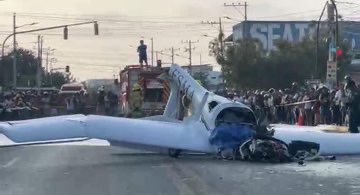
[[209, 123, 255, 150]]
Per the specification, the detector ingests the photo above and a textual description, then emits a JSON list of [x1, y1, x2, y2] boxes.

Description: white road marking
[[1, 157, 19, 168]]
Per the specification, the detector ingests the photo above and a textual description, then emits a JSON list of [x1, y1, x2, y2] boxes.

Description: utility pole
[[2, 20, 99, 87], [224, 2, 248, 21], [13, 13, 16, 89], [219, 17, 224, 55], [182, 40, 198, 75], [171, 47, 174, 64], [37, 35, 40, 93], [316, 1, 328, 78], [151, 38, 154, 67], [45, 47, 55, 73], [200, 53, 202, 65], [189, 41, 192, 66], [326, 0, 338, 88], [224, 2, 248, 39], [49, 58, 57, 86], [244, 2, 248, 21], [36, 35, 43, 93], [46, 49, 49, 73], [201, 18, 224, 55], [159, 47, 180, 64]]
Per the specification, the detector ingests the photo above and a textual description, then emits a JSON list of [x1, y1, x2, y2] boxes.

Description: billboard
[[233, 21, 360, 51]]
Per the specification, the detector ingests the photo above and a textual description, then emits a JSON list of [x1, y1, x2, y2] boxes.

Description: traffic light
[[64, 26, 68, 40], [336, 48, 343, 58], [94, 22, 99, 36], [336, 48, 344, 68], [65, 65, 70, 73]]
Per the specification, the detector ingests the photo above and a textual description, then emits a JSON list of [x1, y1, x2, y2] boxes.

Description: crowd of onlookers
[[0, 90, 57, 120], [94, 86, 119, 116], [0, 88, 120, 121], [1, 80, 359, 130], [229, 81, 359, 127]]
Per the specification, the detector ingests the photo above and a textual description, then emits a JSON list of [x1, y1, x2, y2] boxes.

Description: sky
[[0, 0, 359, 81]]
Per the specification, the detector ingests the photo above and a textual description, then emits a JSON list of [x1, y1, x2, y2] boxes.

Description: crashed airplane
[[1, 64, 360, 158]]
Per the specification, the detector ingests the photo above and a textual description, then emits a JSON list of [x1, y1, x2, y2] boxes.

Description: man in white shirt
[[334, 89, 342, 106], [334, 88, 346, 125], [4, 95, 14, 108]]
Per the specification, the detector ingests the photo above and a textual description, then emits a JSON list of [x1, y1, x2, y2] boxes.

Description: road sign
[[326, 61, 337, 88], [305, 79, 321, 85]]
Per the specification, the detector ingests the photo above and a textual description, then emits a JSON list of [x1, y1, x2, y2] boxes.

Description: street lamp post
[[1, 20, 99, 88], [316, 2, 329, 78], [13, 13, 16, 89], [12, 13, 38, 89], [151, 38, 154, 67], [45, 48, 55, 73]]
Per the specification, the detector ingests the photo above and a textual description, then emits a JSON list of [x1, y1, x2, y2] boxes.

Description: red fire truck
[[119, 65, 170, 116]]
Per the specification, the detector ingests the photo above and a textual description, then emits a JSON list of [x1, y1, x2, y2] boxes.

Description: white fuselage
[[1, 64, 360, 156]]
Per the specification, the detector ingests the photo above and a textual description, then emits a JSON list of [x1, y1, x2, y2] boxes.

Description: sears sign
[[233, 21, 360, 51]]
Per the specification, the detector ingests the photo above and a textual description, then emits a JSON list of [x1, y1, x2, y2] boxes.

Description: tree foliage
[[0, 48, 38, 87], [210, 36, 352, 90], [0, 47, 67, 89], [42, 72, 67, 88]]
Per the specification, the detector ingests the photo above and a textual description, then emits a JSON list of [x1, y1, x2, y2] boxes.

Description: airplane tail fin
[[164, 64, 209, 120]]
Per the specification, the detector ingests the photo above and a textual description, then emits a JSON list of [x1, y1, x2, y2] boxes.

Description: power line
[[181, 40, 199, 70], [56, 60, 122, 68], [224, 2, 248, 21], [253, 9, 322, 19], [335, 1, 360, 5], [5, 11, 207, 20], [7, 12, 237, 27], [344, 7, 360, 15], [13, 12, 215, 25], [233, 6, 246, 18]]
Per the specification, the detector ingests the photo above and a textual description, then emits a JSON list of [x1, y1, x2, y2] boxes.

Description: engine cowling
[[201, 94, 257, 130]]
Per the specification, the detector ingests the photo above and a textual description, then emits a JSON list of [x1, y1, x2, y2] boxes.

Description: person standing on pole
[[137, 40, 148, 67]]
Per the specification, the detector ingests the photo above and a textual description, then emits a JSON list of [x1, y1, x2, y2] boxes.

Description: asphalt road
[[1, 139, 360, 195]]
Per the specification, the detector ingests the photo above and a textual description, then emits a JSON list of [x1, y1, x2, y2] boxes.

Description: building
[[229, 20, 360, 52], [207, 71, 223, 86], [181, 64, 223, 91], [227, 20, 360, 84], [181, 64, 213, 75], [207, 71, 223, 92]]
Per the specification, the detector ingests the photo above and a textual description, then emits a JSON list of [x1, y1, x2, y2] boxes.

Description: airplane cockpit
[[214, 107, 257, 128]]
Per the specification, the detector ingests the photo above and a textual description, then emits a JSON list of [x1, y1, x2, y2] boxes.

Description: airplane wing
[[273, 125, 360, 155], [0, 115, 87, 143], [0, 115, 215, 153]]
